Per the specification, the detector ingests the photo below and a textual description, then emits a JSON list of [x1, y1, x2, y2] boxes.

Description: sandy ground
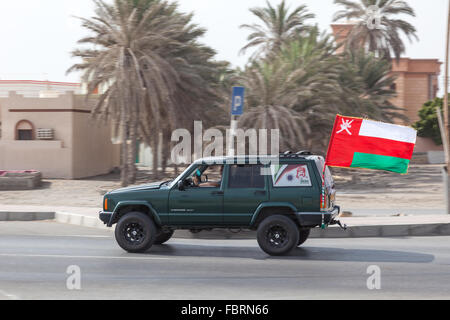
[[0, 165, 445, 215], [332, 165, 445, 213]]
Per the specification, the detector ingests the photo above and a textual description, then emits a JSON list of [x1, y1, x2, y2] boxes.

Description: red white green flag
[[325, 115, 417, 174]]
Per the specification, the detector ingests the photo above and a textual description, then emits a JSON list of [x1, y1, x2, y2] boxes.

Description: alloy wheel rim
[[266, 225, 289, 248], [123, 222, 146, 246]]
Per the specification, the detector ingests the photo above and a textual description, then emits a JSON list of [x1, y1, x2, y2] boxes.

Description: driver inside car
[[192, 166, 223, 188]]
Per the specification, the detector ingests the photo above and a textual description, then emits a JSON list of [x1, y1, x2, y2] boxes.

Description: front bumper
[[99, 211, 113, 226], [295, 206, 341, 228]]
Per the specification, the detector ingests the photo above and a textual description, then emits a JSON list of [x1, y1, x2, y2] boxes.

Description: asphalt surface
[[0, 221, 449, 300]]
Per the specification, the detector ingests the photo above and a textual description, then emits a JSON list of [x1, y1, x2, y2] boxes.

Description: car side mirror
[[178, 180, 185, 191]]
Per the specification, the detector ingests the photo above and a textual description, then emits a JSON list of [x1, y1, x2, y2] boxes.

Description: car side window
[[228, 165, 265, 189], [271, 164, 312, 188], [187, 165, 224, 189]]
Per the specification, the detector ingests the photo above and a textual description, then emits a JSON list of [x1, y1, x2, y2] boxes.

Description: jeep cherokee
[[100, 153, 342, 256]]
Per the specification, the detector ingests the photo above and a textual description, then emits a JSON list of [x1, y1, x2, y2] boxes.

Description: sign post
[[228, 87, 245, 156]]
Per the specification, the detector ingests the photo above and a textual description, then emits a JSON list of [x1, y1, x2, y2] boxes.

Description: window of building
[[18, 129, 33, 140], [15, 120, 34, 141], [228, 165, 265, 189], [390, 83, 397, 91]]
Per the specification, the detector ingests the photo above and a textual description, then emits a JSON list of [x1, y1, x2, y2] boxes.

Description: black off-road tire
[[115, 212, 157, 253], [297, 228, 311, 247], [154, 229, 175, 245], [257, 215, 300, 256]]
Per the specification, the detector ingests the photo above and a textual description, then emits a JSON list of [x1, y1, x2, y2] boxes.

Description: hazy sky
[[0, 0, 447, 91]]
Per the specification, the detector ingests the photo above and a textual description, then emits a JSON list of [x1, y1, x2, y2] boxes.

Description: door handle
[[254, 191, 266, 196], [211, 191, 224, 196]]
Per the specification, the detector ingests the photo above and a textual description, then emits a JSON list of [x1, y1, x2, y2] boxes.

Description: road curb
[[2, 211, 450, 239], [0, 212, 55, 222], [54, 212, 111, 231]]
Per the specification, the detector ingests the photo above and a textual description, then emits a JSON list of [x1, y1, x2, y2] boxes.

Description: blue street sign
[[231, 86, 245, 116]]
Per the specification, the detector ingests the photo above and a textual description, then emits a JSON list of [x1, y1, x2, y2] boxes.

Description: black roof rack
[[279, 151, 311, 159]]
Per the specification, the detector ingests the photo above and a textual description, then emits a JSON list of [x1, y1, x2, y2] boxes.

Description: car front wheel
[[115, 212, 157, 253], [257, 215, 300, 256]]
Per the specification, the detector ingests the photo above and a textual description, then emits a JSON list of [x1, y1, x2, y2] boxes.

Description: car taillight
[[321, 188, 332, 211], [320, 189, 327, 210], [104, 198, 108, 211]]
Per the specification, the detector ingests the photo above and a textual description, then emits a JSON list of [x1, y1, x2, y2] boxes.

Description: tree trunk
[[152, 132, 160, 180], [161, 128, 171, 174], [128, 124, 137, 184], [121, 122, 130, 187]]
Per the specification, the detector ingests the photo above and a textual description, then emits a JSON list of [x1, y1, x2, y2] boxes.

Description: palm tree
[[238, 31, 341, 151], [69, 0, 224, 184], [240, 0, 315, 59], [238, 29, 405, 153], [69, 0, 187, 186], [337, 49, 406, 122], [238, 61, 311, 151], [333, 0, 418, 60]]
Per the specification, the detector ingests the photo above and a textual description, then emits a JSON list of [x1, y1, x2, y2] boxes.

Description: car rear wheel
[[257, 215, 299, 256], [297, 228, 311, 247], [115, 212, 157, 253], [154, 229, 175, 245]]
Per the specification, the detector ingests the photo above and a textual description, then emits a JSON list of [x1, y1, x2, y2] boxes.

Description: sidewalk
[[1, 204, 450, 238]]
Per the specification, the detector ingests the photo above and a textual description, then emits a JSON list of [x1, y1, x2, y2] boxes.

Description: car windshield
[[168, 163, 196, 189]]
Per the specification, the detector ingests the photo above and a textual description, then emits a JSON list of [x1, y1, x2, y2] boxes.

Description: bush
[[413, 97, 445, 145]]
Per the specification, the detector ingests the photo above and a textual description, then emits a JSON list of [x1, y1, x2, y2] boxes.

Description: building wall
[[403, 73, 431, 123], [391, 59, 441, 125], [72, 111, 121, 179], [415, 137, 444, 153], [0, 140, 73, 178], [331, 24, 353, 54], [390, 73, 406, 115], [1, 91, 75, 146], [0, 91, 120, 179], [0, 80, 81, 98]]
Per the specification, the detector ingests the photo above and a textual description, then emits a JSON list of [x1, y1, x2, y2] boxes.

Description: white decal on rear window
[[271, 165, 312, 187]]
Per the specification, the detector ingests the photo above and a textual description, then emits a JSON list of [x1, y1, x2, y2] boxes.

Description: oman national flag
[[326, 115, 417, 174]]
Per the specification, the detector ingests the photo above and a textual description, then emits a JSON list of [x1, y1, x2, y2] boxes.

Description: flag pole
[[320, 165, 327, 230], [321, 116, 339, 229]]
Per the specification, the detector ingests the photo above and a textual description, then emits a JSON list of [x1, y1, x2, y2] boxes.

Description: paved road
[[0, 221, 449, 300]]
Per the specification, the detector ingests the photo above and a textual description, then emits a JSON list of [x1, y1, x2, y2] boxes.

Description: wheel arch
[[108, 201, 162, 227], [250, 202, 299, 229]]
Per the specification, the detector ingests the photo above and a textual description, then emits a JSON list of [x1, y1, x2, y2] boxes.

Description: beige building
[[0, 80, 82, 97], [0, 83, 120, 179], [390, 58, 441, 124]]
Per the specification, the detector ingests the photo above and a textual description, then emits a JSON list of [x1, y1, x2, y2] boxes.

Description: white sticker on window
[[271, 165, 312, 187]]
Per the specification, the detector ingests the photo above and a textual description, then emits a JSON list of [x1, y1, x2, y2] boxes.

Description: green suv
[[100, 153, 342, 256]]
